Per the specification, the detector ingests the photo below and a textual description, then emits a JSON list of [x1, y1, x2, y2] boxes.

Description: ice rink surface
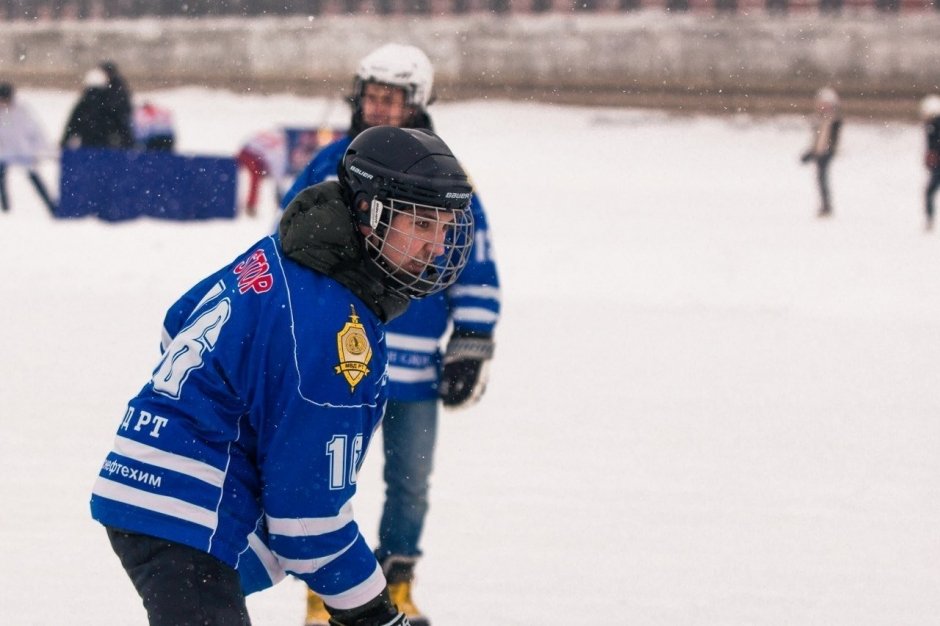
[[1, 88, 938, 625]]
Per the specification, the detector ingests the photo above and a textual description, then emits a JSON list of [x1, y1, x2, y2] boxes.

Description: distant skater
[[800, 87, 842, 218], [0, 82, 57, 214], [919, 94, 940, 231]]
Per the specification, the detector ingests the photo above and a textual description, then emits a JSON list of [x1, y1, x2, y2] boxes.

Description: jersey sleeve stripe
[[114, 435, 226, 488], [266, 502, 354, 537], [274, 534, 357, 574], [247, 530, 286, 585], [388, 365, 438, 383], [452, 307, 499, 324], [318, 563, 386, 611], [448, 284, 501, 300], [385, 332, 439, 353]]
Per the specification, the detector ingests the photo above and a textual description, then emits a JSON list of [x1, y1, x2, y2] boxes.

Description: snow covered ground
[[1, 88, 939, 625]]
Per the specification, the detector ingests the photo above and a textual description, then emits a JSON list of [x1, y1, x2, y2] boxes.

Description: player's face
[[360, 82, 413, 128], [376, 205, 455, 277]]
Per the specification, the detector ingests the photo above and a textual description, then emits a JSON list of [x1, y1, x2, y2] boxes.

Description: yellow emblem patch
[[334, 304, 373, 392]]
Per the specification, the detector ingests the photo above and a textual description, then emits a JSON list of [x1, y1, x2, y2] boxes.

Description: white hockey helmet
[[920, 94, 940, 120], [355, 43, 434, 109], [815, 86, 839, 106], [84, 67, 108, 88]]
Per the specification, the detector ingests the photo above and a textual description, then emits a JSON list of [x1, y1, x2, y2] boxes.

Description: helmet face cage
[[364, 197, 474, 298], [340, 126, 475, 297]]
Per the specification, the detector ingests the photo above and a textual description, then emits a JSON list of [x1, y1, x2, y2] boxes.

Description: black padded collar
[[278, 181, 410, 323]]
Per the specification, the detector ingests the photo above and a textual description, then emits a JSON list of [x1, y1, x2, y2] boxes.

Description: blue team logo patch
[[334, 305, 372, 392]]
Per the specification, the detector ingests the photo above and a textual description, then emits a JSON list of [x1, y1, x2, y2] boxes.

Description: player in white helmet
[[283, 44, 501, 626], [348, 43, 435, 135]]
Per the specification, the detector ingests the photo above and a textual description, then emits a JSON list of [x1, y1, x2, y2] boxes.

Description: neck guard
[[278, 181, 410, 323]]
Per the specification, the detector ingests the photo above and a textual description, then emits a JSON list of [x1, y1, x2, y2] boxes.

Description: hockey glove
[[439, 332, 495, 409], [327, 588, 410, 626]]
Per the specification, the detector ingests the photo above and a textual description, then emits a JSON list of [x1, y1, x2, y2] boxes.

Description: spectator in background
[[919, 94, 940, 232], [283, 43, 501, 626], [235, 129, 288, 217], [236, 127, 339, 217], [99, 60, 133, 125], [800, 86, 842, 218], [133, 101, 175, 151], [0, 82, 57, 214], [61, 64, 135, 149]]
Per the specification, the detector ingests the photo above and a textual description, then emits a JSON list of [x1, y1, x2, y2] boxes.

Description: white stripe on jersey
[[388, 364, 438, 383], [448, 284, 501, 301], [318, 562, 387, 610], [275, 535, 356, 574], [266, 501, 354, 537], [247, 531, 286, 585], [452, 307, 499, 324], [114, 435, 226, 488], [93, 476, 218, 529], [385, 332, 439, 353]]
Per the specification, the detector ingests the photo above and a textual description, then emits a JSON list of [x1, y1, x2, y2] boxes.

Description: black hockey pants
[[106, 527, 252, 626]]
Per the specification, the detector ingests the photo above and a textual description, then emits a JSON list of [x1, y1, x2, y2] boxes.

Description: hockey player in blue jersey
[[90, 125, 476, 626], [283, 44, 501, 626]]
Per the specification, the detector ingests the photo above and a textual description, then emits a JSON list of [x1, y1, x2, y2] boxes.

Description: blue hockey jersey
[[91, 234, 390, 608], [283, 134, 501, 401]]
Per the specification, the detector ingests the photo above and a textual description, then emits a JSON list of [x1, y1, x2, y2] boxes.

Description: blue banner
[[57, 148, 237, 221]]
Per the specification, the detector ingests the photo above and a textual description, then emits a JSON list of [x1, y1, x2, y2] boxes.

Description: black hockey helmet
[[340, 126, 475, 298]]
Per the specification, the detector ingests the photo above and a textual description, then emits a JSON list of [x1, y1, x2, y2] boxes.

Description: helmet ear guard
[[368, 197, 384, 230]]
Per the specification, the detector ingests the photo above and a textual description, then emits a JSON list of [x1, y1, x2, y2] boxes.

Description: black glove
[[327, 588, 410, 626], [439, 332, 495, 409]]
